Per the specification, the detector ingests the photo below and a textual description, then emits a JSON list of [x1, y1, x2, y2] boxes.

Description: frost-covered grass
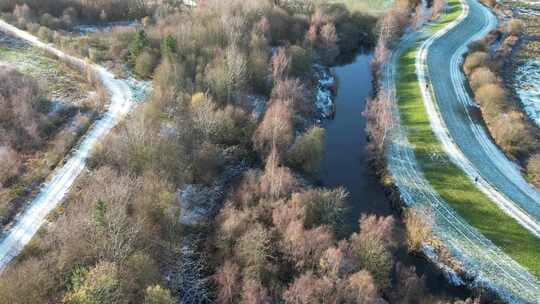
[[396, 0, 540, 278], [0, 35, 91, 103]]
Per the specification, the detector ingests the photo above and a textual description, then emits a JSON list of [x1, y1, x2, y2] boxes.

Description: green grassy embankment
[[396, 0, 540, 278]]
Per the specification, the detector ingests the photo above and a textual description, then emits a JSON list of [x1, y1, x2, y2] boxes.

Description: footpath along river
[[320, 53, 468, 298]]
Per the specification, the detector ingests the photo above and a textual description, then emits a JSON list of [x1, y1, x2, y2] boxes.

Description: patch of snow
[[514, 6, 540, 16], [177, 184, 220, 226], [72, 21, 139, 34], [422, 245, 465, 286], [247, 95, 267, 118], [514, 59, 540, 128], [314, 64, 336, 119]]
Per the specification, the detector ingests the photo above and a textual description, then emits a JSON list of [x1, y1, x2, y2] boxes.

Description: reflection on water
[[321, 54, 390, 227], [320, 53, 469, 299]]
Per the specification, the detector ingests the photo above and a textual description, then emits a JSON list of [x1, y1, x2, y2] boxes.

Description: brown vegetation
[[463, 30, 540, 185]]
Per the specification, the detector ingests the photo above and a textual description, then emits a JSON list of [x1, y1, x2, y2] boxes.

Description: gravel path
[[0, 20, 138, 270]]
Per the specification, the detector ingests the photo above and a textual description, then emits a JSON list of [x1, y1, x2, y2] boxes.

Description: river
[[320, 53, 470, 299]]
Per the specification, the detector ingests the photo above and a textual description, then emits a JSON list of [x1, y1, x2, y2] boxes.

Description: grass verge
[[396, 0, 540, 278]]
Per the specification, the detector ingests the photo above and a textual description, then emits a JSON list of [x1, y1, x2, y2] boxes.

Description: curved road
[[423, 0, 540, 232], [383, 0, 540, 302], [0, 20, 137, 269]]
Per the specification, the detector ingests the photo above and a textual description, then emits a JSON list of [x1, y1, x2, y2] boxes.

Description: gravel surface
[[0, 20, 141, 270]]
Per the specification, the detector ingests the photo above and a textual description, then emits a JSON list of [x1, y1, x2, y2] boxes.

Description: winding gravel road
[[383, 0, 540, 302], [0, 20, 137, 270]]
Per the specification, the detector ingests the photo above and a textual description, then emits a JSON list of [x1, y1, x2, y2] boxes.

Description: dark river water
[[320, 53, 470, 299]]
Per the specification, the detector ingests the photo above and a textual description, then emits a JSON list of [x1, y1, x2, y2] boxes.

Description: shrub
[[320, 23, 340, 65], [128, 30, 150, 66], [253, 101, 294, 156], [463, 51, 489, 75], [469, 67, 497, 92], [527, 154, 540, 187], [37, 26, 53, 42], [271, 78, 311, 117], [338, 270, 378, 304], [507, 19, 524, 36], [144, 285, 175, 304], [475, 83, 507, 119], [135, 50, 158, 78], [491, 111, 537, 156], [350, 215, 396, 288], [287, 126, 325, 174], [63, 262, 127, 304], [404, 207, 434, 252], [291, 188, 347, 233], [235, 224, 272, 281], [0, 145, 22, 187], [289, 45, 312, 79], [282, 272, 336, 304]]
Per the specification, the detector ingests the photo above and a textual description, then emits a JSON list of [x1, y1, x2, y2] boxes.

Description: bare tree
[[253, 100, 294, 156], [214, 260, 241, 304], [320, 23, 339, 65], [0, 145, 21, 187], [282, 272, 336, 304], [364, 90, 393, 163], [241, 279, 270, 304], [431, 0, 447, 20], [261, 148, 298, 199], [271, 47, 290, 83], [338, 270, 378, 304]]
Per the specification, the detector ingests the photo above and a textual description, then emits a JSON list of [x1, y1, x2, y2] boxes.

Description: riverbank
[[324, 52, 471, 300]]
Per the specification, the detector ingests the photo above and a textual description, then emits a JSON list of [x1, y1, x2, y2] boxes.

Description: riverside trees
[[0, 0, 457, 303]]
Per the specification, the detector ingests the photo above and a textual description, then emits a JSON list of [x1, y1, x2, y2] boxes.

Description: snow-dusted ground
[[515, 59, 540, 128], [511, 2, 540, 129], [0, 19, 145, 270], [314, 64, 336, 119], [383, 0, 540, 302], [72, 21, 139, 34]]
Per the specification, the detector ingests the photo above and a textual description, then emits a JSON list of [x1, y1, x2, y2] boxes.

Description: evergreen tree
[[128, 30, 149, 66], [160, 35, 177, 59], [94, 199, 107, 229]]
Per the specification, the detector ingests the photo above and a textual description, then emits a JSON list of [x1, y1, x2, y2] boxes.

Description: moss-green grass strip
[[396, 0, 540, 278]]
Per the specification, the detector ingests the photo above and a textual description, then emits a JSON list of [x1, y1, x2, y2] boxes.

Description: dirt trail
[[0, 20, 138, 270]]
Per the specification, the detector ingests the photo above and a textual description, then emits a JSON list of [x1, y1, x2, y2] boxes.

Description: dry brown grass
[[403, 206, 434, 252], [526, 153, 540, 188], [469, 67, 497, 91], [463, 51, 490, 75]]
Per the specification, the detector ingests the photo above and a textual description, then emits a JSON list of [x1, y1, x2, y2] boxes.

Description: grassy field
[[0, 42, 91, 102], [396, 0, 540, 278], [331, 0, 393, 14]]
